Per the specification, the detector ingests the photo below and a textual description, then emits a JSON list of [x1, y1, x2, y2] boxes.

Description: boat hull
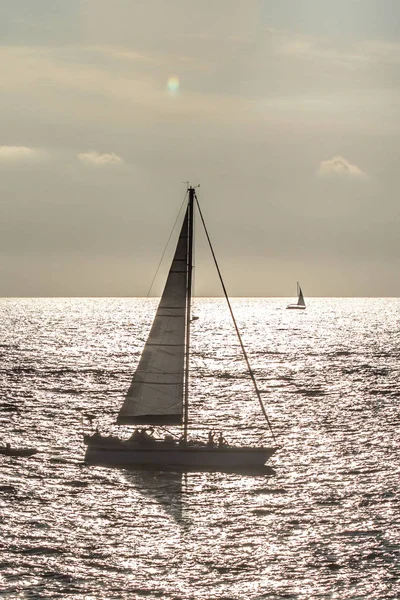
[[84, 441, 276, 473], [286, 304, 306, 310], [0, 447, 38, 457]]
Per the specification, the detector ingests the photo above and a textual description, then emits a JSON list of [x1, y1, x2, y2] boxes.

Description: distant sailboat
[[286, 282, 306, 310], [84, 186, 277, 473], [0, 444, 38, 457]]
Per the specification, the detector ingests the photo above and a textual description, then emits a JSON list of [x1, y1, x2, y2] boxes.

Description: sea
[[0, 297, 399, 600]]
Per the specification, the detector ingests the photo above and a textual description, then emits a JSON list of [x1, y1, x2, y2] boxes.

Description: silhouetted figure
[[130, 428, 155, 445], [92, 426, 101, 440], [218, 432, 227, 448], [207, 430, 215, 448], [130, 429, 143, 442]]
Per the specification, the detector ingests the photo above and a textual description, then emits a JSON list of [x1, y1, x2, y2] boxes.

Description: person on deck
[[207, 430, 215, 447], [130, 428, 155, 445], [218, 432, 227, 448]]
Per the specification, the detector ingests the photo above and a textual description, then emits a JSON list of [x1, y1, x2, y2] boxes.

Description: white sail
[[117, 211, 188, 425], [297, 283, 305, 307]]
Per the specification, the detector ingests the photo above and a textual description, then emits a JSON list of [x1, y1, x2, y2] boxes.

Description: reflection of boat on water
[[286, 282, 306, 310], [124, 470, 186, 525], [0, 445, 38, 457], [124, 467, 275, 527], [84, 185, 277, 472]]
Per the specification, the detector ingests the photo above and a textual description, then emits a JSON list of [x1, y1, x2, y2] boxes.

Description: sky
[[1, 0, 400, 297]]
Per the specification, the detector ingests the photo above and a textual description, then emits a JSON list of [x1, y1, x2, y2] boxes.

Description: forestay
[[117, 210, 189, 425]]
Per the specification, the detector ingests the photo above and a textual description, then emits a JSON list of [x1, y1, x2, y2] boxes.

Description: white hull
[[85, 441, 276, 473], [286, 304, 306, 310]]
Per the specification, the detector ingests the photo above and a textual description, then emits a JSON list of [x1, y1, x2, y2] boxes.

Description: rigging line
[[146, 190, 188, 298], [158, 425, 183, 440], [195, 194, 277, 444]]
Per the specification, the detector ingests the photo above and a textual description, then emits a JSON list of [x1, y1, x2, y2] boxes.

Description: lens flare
[[167, 76, 180, 93]]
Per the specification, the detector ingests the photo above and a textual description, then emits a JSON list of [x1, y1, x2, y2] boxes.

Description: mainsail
[[117, 210, 189, 425], [297, 283, 305, 307]]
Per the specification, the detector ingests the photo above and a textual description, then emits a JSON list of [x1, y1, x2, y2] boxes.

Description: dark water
[[1, 298, 399, 599]]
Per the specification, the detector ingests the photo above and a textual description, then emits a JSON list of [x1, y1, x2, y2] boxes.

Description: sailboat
[[286, 282, 306, 310], [0, 444, 38, 457], [84, 186, 277, 472]]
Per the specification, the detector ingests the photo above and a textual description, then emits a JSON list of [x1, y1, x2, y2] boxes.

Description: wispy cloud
[[77, 151, 124, 167], [0, 145, 38, 161], [317, 156, 367, 179], [275, 32, 400, 66]]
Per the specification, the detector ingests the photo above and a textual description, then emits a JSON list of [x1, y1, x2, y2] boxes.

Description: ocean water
[[0, 297, 399, 599]]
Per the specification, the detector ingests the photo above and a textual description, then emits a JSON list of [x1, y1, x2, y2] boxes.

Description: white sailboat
[[84, 186, 277, 472], [286, 282, 306, 310]]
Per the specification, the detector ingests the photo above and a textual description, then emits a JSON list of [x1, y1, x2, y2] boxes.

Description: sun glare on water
[[167, 76, 180, 94]]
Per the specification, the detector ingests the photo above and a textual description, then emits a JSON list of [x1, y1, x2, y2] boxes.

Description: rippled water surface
[[1, 298, 399, 599]]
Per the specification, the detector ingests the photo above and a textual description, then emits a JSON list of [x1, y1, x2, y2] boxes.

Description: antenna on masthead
[[183, 182, 200, 191]]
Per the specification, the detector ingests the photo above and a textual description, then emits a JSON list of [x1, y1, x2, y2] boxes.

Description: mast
[[183, 186, 195, 442]]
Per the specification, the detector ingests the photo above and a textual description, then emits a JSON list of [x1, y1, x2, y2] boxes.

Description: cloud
[[0, 145, 37, 161], [77, 151, 124, 166], [317, 156, 367, 179]]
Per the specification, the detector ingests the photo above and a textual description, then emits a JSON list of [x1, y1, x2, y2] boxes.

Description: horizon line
[[0, 296, 399, 300]]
